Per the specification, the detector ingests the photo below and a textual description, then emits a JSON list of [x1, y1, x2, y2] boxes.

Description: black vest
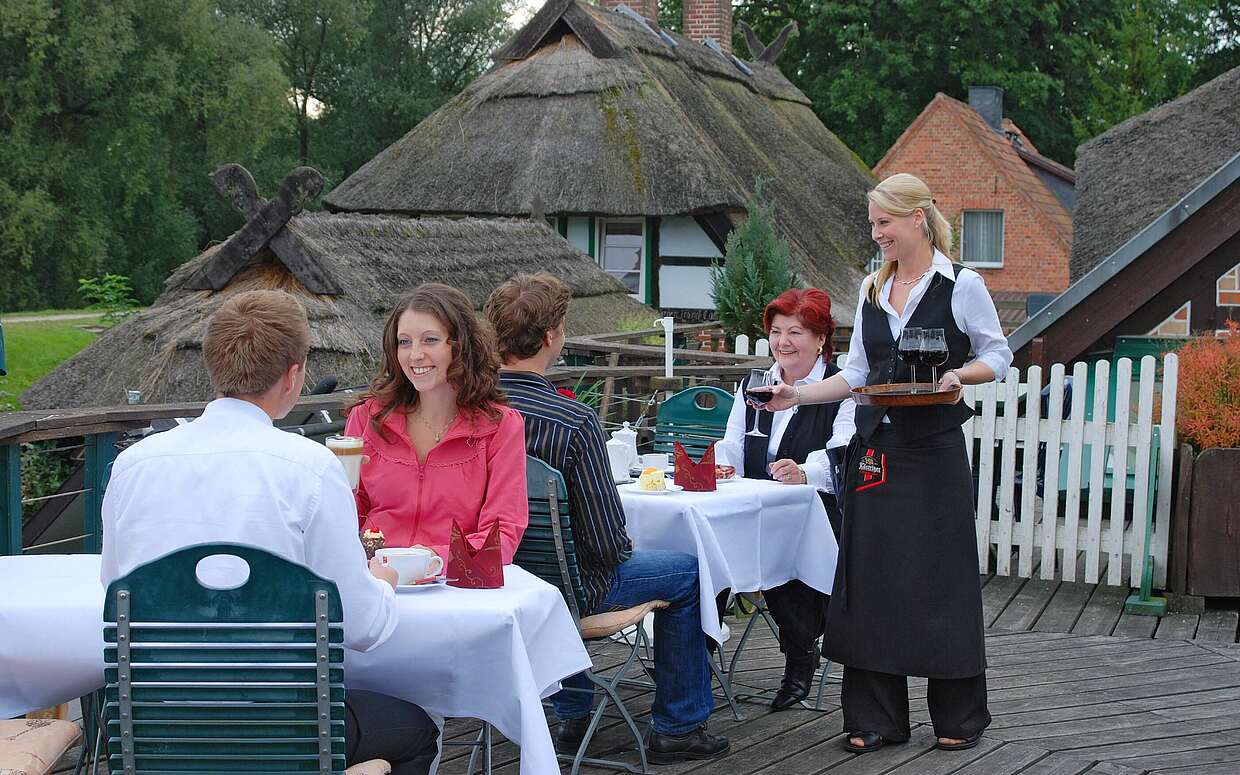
[[854, 265, 973, 443], [742, 362, 844, 480]]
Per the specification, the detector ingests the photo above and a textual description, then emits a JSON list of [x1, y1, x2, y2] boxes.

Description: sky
[[511, 0, 542, 27]]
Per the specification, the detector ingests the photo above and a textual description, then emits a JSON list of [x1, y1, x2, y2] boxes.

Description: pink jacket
[[345, 399, 529, 564]]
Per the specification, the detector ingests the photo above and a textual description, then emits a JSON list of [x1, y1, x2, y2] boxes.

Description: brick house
[[874, 88, 1076, 330], [1008, 66, 1240, 369]]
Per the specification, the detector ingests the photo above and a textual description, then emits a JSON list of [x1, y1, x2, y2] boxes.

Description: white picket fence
[[963, 355, 1177, 588], [727, 335, 1178, 588]]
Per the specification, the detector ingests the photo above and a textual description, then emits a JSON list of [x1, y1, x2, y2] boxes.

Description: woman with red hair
[[716, 287, 855, 711]]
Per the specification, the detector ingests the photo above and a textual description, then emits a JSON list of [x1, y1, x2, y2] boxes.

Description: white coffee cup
[[326, 435, 365, 490], [640, 452, 669, 471], [376, 547, 445, 585]]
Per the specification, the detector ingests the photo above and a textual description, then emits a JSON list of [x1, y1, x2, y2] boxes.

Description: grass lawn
[[1, 315, 106, 411]]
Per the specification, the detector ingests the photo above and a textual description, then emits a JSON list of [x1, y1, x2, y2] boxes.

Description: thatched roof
[[23, 213, 655, 409], [1069, 66, 1240, 281], [323, 0, 875, 319]]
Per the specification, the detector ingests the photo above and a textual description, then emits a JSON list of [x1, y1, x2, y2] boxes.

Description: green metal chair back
[[653, 386, 734, 458], [514, 456, 590, 619], [102, 543, 347, 774]]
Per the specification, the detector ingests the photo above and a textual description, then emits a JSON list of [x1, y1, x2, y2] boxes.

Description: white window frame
[[596, 218, 646, 301], [868, 250, 883, 273], [961, 210, 1005, 268]]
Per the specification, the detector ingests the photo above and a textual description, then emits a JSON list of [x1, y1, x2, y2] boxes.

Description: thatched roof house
[[24, 208, 655, 409], [1010, 66, 1240, 368], [324, 0, 875, 321]]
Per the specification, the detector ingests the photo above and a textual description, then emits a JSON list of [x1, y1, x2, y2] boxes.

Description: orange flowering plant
[[1176, 319, 1240, 450]]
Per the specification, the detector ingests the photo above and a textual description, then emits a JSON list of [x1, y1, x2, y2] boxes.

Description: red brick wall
[[682, 0, 732, 55], [874, 106, 1071, 294], [599, 0, 659, 25]]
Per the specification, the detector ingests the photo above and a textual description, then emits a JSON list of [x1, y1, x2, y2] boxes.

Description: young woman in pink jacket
[[345, 284, 528, 564]]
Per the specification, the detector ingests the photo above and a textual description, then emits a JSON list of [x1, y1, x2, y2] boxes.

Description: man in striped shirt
[[486, 274, 728, 764]]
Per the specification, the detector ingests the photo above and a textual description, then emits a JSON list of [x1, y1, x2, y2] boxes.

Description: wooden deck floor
[[50, 571, 1240, 773], [432, 572, 1240, 775]]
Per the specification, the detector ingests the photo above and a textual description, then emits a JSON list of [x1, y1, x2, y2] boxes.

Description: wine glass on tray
[[922, 328, 949, 389], [897, 327, 923, 392], [744, 368, 773, 437]]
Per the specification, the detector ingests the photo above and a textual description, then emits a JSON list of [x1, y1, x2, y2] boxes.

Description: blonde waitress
[[754, 173, 1011, 753]]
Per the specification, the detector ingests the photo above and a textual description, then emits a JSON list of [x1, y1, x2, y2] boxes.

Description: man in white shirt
[[101, 289, 438, 774]]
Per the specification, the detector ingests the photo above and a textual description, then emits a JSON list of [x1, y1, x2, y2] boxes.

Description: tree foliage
[[0, 0, 512, 312], [711, 181, 798, 342], [733, 0, 1238, 167]]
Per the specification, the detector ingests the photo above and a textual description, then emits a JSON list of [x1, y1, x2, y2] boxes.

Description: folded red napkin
[[447, 520, 503, 589], [674, 441, 717, 492]]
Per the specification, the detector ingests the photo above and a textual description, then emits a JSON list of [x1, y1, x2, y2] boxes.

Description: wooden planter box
[[1171, 445, 1240, 596]]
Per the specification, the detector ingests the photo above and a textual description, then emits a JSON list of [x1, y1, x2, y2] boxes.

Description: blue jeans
[[552, 549, 712, 735]]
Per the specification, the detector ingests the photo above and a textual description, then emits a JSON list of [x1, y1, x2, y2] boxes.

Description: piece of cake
[[715, 465, 736, 480], [360, 529, 385, 560], [638, 467, 666, 491]]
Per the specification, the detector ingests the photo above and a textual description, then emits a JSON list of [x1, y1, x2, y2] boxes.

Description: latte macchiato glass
[[326, 435, 365, 490]]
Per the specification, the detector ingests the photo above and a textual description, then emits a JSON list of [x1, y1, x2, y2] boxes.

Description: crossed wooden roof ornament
[[186, 164, 341, 295]]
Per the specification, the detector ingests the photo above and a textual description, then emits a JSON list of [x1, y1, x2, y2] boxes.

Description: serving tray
[[850, 382, 961, 406]]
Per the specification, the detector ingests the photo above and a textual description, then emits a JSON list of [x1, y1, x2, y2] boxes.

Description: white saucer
[[396, 576, 449, 592], [619, 483, 684, 495]]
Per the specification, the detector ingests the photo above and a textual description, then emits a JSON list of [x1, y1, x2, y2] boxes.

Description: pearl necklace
[[895, 269, 930, 286]]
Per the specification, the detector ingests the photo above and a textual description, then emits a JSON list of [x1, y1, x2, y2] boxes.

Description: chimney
[[969, 86, 1004, 133], [600, 0, 659, 26], [683, 0, 733, 56]]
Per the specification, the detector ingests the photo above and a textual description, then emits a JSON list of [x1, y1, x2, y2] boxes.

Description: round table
[[618, 477, 838, 643], [0, 555, 588, 775]]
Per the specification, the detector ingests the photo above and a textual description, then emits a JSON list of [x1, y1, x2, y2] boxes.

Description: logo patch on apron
[[856, 448, 887, 491]]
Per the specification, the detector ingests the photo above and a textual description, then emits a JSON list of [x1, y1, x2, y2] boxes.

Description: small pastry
[[360, 528, 386, 560], [638, 467, 666, 491], [715, 465, 736, 480]]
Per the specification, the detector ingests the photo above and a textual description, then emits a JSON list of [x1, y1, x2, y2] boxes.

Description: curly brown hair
[[360, 283, 506, 439]]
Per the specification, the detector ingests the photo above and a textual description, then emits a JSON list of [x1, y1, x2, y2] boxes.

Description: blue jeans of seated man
[[552, 549, 711, 735]]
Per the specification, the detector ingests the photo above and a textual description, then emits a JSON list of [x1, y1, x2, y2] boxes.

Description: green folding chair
[[101, 543, 390, 774], [653, 387, 734, 459]]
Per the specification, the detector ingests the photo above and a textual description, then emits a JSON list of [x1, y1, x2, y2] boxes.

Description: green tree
[[217, 0, 370, 167], [711, 181, 798, 342], [733, 0, 1237, 167], [315, 0, 513, 176], [0, 0, 292, 310]]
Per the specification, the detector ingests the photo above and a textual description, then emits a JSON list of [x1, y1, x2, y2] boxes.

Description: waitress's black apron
[[822, 265, 986, 680]]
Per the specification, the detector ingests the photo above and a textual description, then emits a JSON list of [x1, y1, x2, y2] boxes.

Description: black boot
[[555, 717, 591, 755], [646, 725, 730, 763], [770, 649, 818, 711]]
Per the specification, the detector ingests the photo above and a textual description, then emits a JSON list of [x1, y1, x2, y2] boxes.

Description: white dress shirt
[[839, 249, 1013, 390], [716, 359, 857, 494], [100, 398, 398, 652]]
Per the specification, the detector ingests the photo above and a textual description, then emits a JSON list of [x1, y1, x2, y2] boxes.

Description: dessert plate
[[396, 576, 450, 593], [619, 483, 684, 495]]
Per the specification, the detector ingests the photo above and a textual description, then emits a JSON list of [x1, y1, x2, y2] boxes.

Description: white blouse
[[716, 359, 856, 494], [839, 249, 1013, 389]]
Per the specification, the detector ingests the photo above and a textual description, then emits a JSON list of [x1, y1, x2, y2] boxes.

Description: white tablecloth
[[0, 555, 589, 775], [619, 479, 838, 642]]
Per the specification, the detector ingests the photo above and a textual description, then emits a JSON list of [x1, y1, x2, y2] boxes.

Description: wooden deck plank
[[1034, 581, 1095, 633], [1150, 763, 1240, 774], [947, 741, 1049, 774], [1071, 583, 1128, 636], [1019, 751, 1114, 775], [884, 735, 1005, 774], [1133, 742, 1240, 770], [982, 574, 1029, 627], [1112, 611, 1160, 639], [1194, 609, 1239, 644], [1020, 718, 1240, 757], [1154, 613, 1200, 640]]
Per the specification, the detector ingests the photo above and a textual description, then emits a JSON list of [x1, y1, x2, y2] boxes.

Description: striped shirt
[[499, 371, 633, 612]]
